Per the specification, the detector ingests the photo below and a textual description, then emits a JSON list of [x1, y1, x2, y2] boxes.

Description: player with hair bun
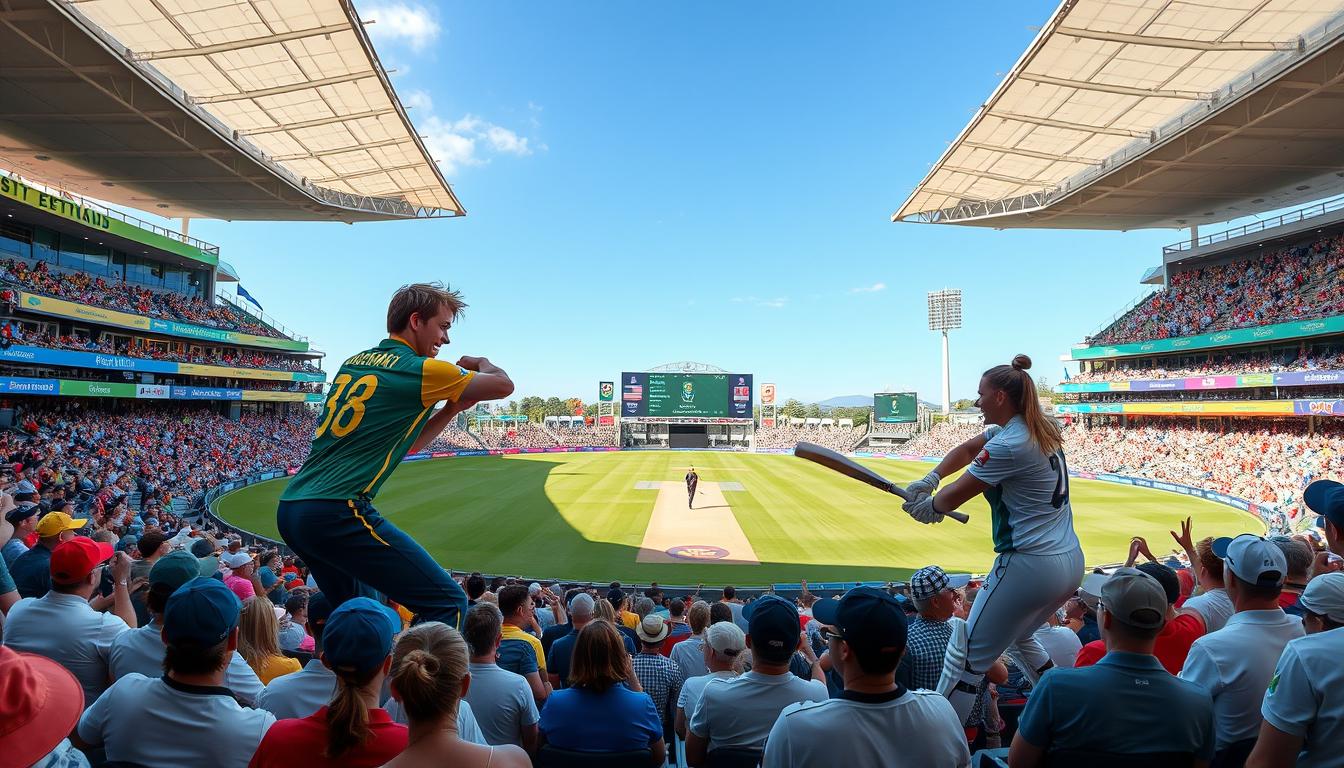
[[901, 354, 1084, 722]]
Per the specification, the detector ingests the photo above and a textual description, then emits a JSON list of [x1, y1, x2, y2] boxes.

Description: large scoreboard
[[620, 372, 753, 420], [874, 392, 918, 423]]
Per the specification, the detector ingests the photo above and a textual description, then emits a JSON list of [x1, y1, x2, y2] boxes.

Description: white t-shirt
[[253, 659, 336, 718], [1183, 588, 1235, 634], [689, 670, 828, 750], [966, 416, 1079, 555], [384, 697, 489, 745], [4, 592, 129, 707], [1180, 609, 1305, 747], [1261, 629, 1344, 768], [78, 673, 275, 768], [764, 689, 970, 768], [464, 662, 540, 747], [678, 670, 738, 715], [1033, 624, 1082, 669], [107, 620, 264, 705]]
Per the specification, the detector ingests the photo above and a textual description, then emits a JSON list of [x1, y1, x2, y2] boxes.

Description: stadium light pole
[[928, 289, 962, 416]]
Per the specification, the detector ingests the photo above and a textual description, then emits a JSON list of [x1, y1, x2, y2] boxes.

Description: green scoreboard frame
[[874, 392, 918, 424]]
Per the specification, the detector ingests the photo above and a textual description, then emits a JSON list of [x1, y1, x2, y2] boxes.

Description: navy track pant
[[277, 497, 467, 628]]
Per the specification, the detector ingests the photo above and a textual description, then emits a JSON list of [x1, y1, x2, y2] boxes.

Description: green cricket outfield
[[215, 451, 1262, 585]]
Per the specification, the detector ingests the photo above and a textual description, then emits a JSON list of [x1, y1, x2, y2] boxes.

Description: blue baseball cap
[[321, 597, 399, 674], [163, 577, 241, 646], [1306, 480, 1344, 531], [743, 595, 801, 658], [812, 586, 908, 665]]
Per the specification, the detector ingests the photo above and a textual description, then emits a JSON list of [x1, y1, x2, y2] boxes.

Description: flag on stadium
[[623, 384, 643, 401], [237, 285, 264, 311]]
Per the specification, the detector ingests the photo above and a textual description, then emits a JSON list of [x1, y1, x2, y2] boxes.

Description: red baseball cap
[[50, 537, 114, 585], [0, 646, 84, 768]]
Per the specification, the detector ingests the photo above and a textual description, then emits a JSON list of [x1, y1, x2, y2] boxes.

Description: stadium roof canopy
[[895, 0, 1344, 230], [0, 0, 462, 222]]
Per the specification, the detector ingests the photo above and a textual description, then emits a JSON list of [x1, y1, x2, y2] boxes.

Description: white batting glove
[[902, 494, 943, 525], [905, 470, 941, 499]]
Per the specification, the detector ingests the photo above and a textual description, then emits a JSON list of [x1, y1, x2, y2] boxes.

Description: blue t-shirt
[[548, 629, 635, 688], [1018, 651, 1215, 760], [539, 684, 661, 752], [497, 638, 540, 677], [10, 544, 52, 599]]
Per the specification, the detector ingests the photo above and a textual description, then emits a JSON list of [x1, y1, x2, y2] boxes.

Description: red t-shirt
[[1277, 591, 1302, 610], [1073, 613, 1204, 675], [248, 707, 407, 768]]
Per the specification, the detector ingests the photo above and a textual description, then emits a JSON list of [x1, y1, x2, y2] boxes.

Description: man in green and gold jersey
[[278, 282, 513, 627]]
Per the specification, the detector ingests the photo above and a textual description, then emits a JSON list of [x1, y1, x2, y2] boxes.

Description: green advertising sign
[[0, 176, 218, 267], [1071, 315, 1344, 360], [58, 380, 138, 398]]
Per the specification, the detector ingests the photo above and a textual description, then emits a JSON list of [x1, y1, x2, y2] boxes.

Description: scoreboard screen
[[620, 373, 753, 419], [875, 392, 918, 423]]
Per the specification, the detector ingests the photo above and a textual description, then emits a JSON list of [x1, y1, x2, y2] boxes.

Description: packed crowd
[[476, 423, 562, 450], [3, 487, 1343, 768], [1064, 420, 1344, 524], [0, 258, 292, 340], [549, 423, 619, 447], [421, 427, 487, 452], [1089, 233, 1344, 345], [25, 330, 323, 374], [753, 424, 867, 452], [1070, 346, 1344, 383], [900, 423, 986, 457]]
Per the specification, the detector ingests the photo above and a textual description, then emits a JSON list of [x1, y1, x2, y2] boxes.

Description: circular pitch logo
[[665, 545, 729, 560]]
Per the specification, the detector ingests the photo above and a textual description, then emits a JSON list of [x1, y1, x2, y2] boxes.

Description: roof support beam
[[1055, 26, 1299, 52], [271, 137, 412, 161], [192, 71, 376, 104], [942, 165, 1044, 186], [237, 108, 397, 136], [1018, 73, 1210, 100], [989, 111, 1150, 138], [960, 141, 1101, 165], [133, 23, 351, 60]]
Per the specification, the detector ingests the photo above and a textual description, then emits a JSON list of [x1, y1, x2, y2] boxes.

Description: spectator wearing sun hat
[[4, 536, 135, 706], [9, 510, 86, 599], [1247, 572, 1344, 768], [1009, 568, 1215, 766], [249, 596, 404, 768], [0, 644, 87, 768], [631, 613, 683, 732], [676, 620, 744, 740], [687, 594, 828, 765], [77, 577, 275, 767], [1180, 535, 1304, 763], [108, 550, 264, 705], [222, 550, 261, 601], [764, 586, 969, 768], [2, 494, 37, 567]]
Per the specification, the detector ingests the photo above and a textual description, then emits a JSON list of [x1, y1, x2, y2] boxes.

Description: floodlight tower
[[928, 289, 962, 416]]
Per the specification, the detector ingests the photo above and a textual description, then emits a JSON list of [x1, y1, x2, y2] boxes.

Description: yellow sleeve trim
[[421, 358, 476, 408]]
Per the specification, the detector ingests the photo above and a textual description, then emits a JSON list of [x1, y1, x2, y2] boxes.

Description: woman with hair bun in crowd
[[900, 354, 1085, 723], [381, 622, 529, 768]]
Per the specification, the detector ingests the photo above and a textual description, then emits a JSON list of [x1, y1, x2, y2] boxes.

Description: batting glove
[[902, 494, 943, 525], [905, 470, 941, 499]]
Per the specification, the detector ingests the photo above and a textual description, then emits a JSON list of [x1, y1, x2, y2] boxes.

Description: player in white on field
[[900, 354, 1084, 723]]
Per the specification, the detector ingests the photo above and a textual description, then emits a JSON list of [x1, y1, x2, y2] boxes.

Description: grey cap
[[569, 592, 595, 616], [1100, 567, 1167, 630]]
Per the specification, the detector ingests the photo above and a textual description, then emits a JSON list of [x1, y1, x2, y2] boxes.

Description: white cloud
[[731, 296, 789, 309], [418, 114, 535, 175], [403, 89, 433, 112], [851, 282, 886, 294], [364, 3, 441, 52]]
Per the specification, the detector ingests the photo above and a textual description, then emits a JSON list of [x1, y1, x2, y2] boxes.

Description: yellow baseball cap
[[35, 511, 87, 537]]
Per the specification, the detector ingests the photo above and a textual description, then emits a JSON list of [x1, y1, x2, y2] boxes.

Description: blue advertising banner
[[0, 376, 58, 395], [171, 386, 243, 401], [0, 344, 323, 382]]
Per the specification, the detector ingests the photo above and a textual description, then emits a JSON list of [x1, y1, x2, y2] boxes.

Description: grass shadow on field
[[216, 455, 921, 587]]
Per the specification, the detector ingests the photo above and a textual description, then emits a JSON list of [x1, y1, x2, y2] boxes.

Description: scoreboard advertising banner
[[620, 372, 753, 419], [875, 392, 918, 424]]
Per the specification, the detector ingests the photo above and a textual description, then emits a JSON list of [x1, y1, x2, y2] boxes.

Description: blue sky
[[184, 0, 1186, 405]]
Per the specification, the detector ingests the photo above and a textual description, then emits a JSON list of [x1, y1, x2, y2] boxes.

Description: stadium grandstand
[[2, 2, 1344, 768]]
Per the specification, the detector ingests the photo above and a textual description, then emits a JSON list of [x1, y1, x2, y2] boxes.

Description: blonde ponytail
[[982, 354, 1063, 455], [389, 623, 469, 724]]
